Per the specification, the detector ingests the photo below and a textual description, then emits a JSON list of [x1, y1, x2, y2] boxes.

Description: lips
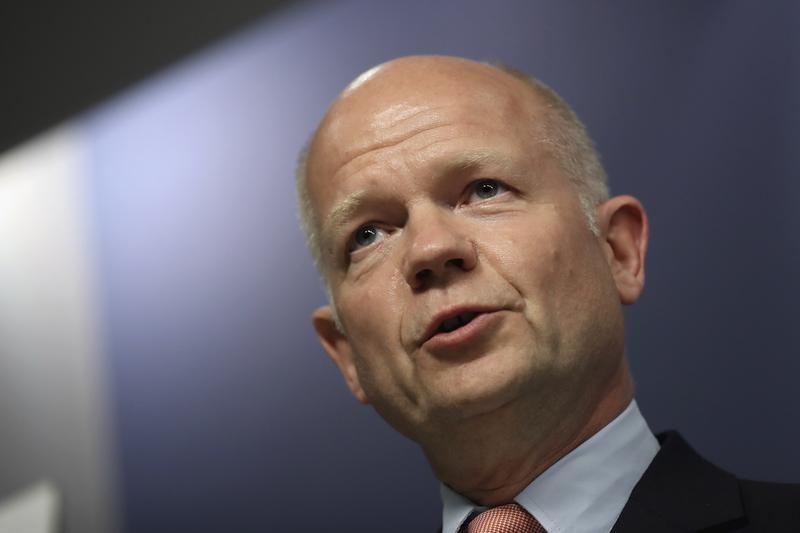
[[421, 305, 502, 345]]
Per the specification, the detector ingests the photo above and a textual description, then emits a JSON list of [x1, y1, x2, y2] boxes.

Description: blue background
[[83, 1, 798, 531]]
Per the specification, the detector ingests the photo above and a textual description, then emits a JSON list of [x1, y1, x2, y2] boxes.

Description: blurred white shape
[[0, 126, 120, 533], [0, 481, 59, 533]]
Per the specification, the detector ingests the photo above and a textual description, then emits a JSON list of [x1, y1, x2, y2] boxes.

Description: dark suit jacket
[[612, 431, 800, 532], [440, 431, 800, 532]]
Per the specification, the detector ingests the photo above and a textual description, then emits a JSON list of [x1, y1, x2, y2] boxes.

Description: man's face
[[306, 58, 631, 443]]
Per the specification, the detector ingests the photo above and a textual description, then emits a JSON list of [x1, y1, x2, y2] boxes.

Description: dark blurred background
[[0, 1, 797, 532]]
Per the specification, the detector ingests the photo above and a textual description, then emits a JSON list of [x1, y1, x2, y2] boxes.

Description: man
[[296, 55, 799, 532]]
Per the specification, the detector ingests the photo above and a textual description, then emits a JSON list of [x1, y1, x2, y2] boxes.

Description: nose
[[402, 208, 477, 290]]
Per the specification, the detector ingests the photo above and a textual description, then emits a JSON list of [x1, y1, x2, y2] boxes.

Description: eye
[[350, 223, 387, 251], [467, 179, 508, 202]]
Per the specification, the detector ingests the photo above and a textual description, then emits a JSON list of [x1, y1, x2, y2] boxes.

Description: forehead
[[305, 60, 545, 220]]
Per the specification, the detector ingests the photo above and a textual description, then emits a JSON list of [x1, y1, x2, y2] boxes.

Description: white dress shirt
[[441, 400, 659, 533]]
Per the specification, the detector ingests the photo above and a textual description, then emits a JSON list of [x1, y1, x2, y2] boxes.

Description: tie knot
[[466, 503, 546, 533]]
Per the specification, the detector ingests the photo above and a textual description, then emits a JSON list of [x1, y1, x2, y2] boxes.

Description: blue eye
[[470, 179, 506, 201], [351, 224, 386, 250]]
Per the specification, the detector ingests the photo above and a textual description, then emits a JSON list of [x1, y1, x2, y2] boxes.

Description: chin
[[424, 364, 531, 423]]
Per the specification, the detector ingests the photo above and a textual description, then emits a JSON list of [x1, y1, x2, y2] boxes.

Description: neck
[[423, 362, 634, 506]]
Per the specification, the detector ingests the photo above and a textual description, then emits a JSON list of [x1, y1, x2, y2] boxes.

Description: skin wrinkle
[[332, 122, 463, 185], [320, 124, 460, 244], [322, 139, 522, 269], [323, 106, 450, 180], [327, 152, 521, 259], [312, 98, 544, 274], [306, 56, 647, 506], [370, 103, 436, 133], [321, 141, 520, 268], [320, 136, 577, 273], [297, 61, 610, 278]]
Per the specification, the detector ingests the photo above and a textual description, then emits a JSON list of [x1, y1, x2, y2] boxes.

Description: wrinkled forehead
[[305, 59, 544, 217]]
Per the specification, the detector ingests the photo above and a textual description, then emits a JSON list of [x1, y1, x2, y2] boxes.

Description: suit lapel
[[612, 431, 745, 532]]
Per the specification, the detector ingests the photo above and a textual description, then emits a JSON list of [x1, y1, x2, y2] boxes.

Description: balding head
[[297, 56, 608, 279], [301, 56, 647, 503]]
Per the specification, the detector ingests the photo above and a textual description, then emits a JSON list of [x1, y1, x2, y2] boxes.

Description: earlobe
[[312, 306, 369, 404], [597, 195, 649, 305]]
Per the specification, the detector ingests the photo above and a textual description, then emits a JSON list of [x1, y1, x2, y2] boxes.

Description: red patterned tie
[[466, 503, 546, 533]]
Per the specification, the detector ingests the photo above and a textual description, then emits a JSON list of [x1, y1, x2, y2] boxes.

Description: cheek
[[335, 281, 422, 430], [482, 216, 603, 341], [335, 272, 408, 378], [340, 284, 397, 340], [486, 225, 565, 293]]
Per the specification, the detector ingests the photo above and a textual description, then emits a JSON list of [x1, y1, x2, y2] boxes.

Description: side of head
[[296, 55, 648, 452]]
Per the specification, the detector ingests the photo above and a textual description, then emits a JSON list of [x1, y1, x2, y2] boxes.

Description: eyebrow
[[320, 151, 517, 246], [323, 189, 371, 243], [440, 151, 516, 175]]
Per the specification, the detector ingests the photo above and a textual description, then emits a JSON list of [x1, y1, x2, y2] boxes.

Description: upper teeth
[[439, 312, 478, 333]]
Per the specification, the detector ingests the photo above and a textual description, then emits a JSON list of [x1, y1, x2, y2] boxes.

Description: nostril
[[446, 258, 464, 269], [416, 268, 433, 282]]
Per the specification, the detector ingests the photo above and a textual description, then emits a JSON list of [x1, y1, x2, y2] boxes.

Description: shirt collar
[[440, 400, 659, 533]]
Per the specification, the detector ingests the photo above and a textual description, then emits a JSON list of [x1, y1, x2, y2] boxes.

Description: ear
[[312, 305, 369, 404], [597, 195, 649, 305]]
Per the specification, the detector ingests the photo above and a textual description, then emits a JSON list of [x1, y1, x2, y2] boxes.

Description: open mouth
[[436, 311, 479, 334], [421, 306, 504, 348]]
